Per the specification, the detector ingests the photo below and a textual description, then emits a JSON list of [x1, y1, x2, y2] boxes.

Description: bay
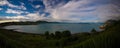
[[3, 23, 103, 34]]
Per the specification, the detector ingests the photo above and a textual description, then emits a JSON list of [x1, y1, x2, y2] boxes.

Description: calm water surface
[[4, 23, 103, 34]]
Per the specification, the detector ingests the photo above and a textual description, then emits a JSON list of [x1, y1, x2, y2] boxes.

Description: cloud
[[6, 9, 25, 15], [43, 0, 120, 22], [26, 13, 41, 21], [3, 12, 49, 22], [5, 16, 27, 20], [0, 0, 120, 23], [35, 5, 41, 8], [45, 0, 98, 22], [20, 3, 27, 10], [0, 0, 8, 6], [0, 0, 16, 7], [43, 0, 69, 9], [5, 8, 29, 15], [0, 8, 2, 10], [94, 4, 120, 21], [25, 13, 50, 21], [0, 0, 27, 10], [31, 5, 41, 9], [0, 15, 29, 22]]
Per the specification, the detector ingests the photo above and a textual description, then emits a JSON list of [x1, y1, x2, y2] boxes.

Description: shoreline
[[0, 28, 91, 35], [0, 22, 101, 35], [0, 28, 44, 35]]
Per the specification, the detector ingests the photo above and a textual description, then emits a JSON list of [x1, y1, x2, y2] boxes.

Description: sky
[[0, 0, 120, 23]]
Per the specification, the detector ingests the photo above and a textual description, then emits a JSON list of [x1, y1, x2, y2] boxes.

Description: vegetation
[[91, 28, 97, 33], [0, 29, 91, 48], [0, 20, 120, 48], [65, 20, 120, 48]]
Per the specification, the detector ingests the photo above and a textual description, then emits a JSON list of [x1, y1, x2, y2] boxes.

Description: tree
[[91, 28, 97, 33], [45, 31, 49, 39], [50, 33, 55, 39], [55, 31, 61, 39], [62, 30, 71, 37]]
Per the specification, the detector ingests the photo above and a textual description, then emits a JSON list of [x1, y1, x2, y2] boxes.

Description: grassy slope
[[0, 29, 91, 48], [0, 29, 47, 48], [65, 21, 120, 48]]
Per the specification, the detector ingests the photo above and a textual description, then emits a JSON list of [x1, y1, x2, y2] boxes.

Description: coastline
[[0, 22, 92, 36], [0, 28, 44, 35]]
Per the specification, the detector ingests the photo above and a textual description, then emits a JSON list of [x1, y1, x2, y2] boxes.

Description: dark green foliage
[[55, 31, 62, 39], [91, 28, 97, 33], [44, 30, 72, 39], [45, 31, 49, 39], [62, 30, 71, 37], [45, 31, 49, 36], [44, 31, 90, 47], [50, 33, 55, 39]]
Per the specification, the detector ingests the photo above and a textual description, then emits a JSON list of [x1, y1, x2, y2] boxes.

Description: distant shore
[[0, 22, 91, 35], [0, 21, 102, 35]]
